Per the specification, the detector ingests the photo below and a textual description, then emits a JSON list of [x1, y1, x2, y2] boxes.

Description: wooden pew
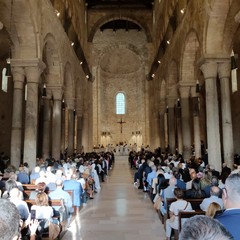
[[164, 198, 204, 232], [166, 198, 203, 219], [178, 210, 205, 232], [25, 199, 63, 208], [22, 184, 37, 190], [25, 199, 63, 239], [22, 184, 73, 202]]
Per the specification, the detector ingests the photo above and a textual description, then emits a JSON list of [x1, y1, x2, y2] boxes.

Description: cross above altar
[[117, 118, 126, 133]]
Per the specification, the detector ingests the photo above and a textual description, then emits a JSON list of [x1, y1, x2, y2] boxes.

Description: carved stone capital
[[179, 86, 190, 99], [218, 61, 231, 79], [200, 61, 218, 79]]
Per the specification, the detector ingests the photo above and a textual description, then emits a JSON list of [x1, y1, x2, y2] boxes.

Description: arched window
[[116, 92, 125, 114]]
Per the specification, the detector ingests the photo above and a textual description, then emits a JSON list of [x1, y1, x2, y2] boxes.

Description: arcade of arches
[[0, 0, 240, 172]]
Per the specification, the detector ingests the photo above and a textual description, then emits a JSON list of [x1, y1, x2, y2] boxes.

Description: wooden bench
[[22, 184, 73, 201], [166, 198, 204, 219], [25, 199, 63, 239], [22, 184, 37, 190], [164, 198, 204, 232], [25, 199, 63, 208], [178, 210, 205, 232]]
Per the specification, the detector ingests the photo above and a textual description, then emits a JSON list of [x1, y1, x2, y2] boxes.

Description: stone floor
[[61, 156, 166, 240]]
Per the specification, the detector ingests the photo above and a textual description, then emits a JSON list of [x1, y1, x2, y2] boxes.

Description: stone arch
[[204, 1, 230, 54], [42, 33, 62, 86], [99, 46, 142, 74], [10, 0, 38, 58], [88, 15, 152, 42], [64, 62, 75, 100], [222, 3, 240, 53], [97, 42, 145, 73], [181, 30, 200, 84]]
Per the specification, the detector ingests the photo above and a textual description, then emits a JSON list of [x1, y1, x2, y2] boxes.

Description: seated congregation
[[0, 151, 114, 239], [131, 149, 240, 240]]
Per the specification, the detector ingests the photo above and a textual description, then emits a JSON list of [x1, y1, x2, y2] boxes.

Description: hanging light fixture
[[177, 98, 181, 108], [42, 83, 47, 98], [196, 80, 201, 93], [231, 49, 238, 93], [231, 50, 237, 70], [62, 99, 65, 110], [6, 58, 11, 77]]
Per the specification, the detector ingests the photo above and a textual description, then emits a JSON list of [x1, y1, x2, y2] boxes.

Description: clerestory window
[[116, 92, 125, 114]]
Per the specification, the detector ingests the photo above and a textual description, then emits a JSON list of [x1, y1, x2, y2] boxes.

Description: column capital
[[179, 86, 190, 98], [11, 59, 45, 83], [44, 88, 53, 99], [49, 86, 63, 100], [218, 61, 231, 79], [75, 105, 83, 117], [200, 61, 218, 79], [167, 96, 177, 108], [65, 98, 75, 110], [76, 112, 83, 118], [25, 61, 45, 84], [11, 67, 25, 87], [11, 58, 46, 69], [190, 86, 199, 98], [159, 100, 166, 114], [11, 66, 25, 79]]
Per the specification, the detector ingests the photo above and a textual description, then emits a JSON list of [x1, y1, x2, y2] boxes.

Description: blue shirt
[[17, 172, 29, 184], [215, 208, 240, 240], [147, 170, 156, 186], [49, 188, 73, 212], [63, 180, 83, 207], [176, 179, 186, 190]]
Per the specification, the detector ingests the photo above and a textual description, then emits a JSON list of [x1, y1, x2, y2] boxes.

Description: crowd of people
[[130, 148, 240, 240], [0, 151, 114, 239], [1, 145, 240, 239]]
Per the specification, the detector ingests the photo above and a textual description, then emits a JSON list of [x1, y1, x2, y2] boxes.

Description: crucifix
[[117, 118, 126, 133]]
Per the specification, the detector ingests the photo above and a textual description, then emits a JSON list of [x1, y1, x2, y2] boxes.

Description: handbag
[[153, 195, 162, 210]]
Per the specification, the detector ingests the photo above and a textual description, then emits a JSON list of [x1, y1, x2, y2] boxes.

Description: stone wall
[[92, 29, 149, 148]]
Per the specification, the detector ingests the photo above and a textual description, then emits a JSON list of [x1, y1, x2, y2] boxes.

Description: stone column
[[51, 88, 63, 160], [218, 62, 234, 168], [154, 111, 160, 149], [176, 103, 183, 155], [10, 67, 25, 167], [200, 61, 221, 172], [76, 114, 83, 153], [191, 87, 201, 159], [66, 98, 75, 155], [42, 93, 51, 160], [167, 97, 176, 153], [159, 101, 166, 151], [61, 103, 65, 155], [23, 65, 42, 170], [179, 86, 191, 160], [81, 112, 89, 153]]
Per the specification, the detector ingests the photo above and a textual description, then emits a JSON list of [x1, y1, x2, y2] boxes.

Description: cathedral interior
[[0, 0, 240, 171]]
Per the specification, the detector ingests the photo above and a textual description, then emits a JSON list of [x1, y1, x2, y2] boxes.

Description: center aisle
[[63, 156, 165, 240]]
